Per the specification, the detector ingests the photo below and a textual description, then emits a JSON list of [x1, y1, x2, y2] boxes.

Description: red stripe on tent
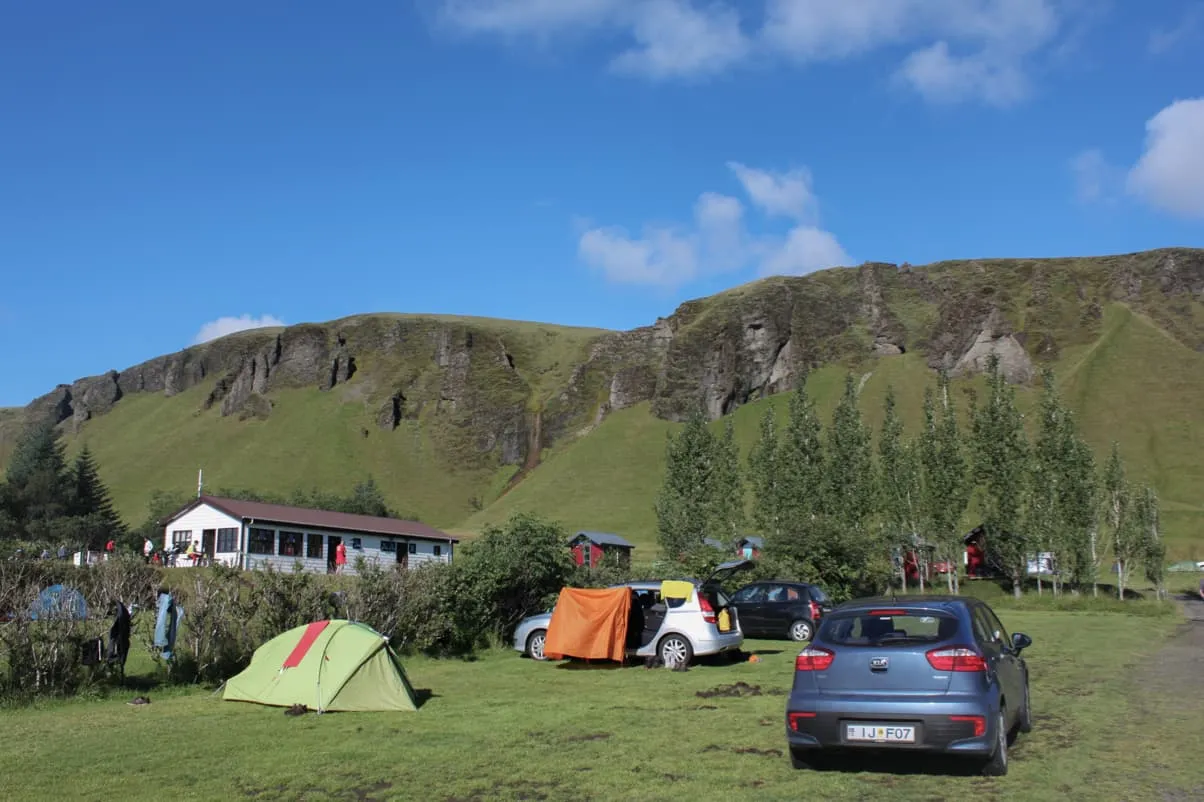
[[282, 621, 330, 668]]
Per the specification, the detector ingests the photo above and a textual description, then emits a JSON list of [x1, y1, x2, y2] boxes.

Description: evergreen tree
[[350, 476, 392, 517], [772, 376, 827, 564], [747, 405, 784, 542], [971, 355, 1031, 598], [2, 420, 70, 531], [69, 444, 127, 549], [709, 418, 745, 544], [826, 374, 875, 531], [654, 407, 718, 560], [1136, 485, 1166, 600], [878, 386, 924, 590], [919, 374, 972, 593], [1059, 423, 1100, 595], [1027, 371, 1064, 595], [1101, 444, 1142, 600]]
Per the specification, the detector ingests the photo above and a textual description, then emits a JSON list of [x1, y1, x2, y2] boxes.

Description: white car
[[512, 560, 753, 666]]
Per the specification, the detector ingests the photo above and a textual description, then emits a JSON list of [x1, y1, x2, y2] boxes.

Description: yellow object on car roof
[[659, 580, 694, 601]]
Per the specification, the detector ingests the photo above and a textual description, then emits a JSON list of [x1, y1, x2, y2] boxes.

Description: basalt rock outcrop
[[11, 248, 1203, 472]]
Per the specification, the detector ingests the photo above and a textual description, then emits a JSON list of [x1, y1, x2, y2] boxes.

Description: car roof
[[739, 579, 815, 588], [834, 595, 976, 611]]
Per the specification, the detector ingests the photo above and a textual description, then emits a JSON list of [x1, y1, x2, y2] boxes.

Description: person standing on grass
[[143, 537, 154, 563], [335, 541, 347, 574]]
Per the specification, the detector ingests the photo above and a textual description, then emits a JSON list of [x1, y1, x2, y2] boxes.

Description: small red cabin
[[569, 531, 633, 569]]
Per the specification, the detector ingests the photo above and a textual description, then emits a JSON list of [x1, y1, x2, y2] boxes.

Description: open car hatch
[[703, 559, 755, 587]]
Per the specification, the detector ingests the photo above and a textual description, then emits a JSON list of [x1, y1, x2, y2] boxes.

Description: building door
[[396, 542, 409, 570], [202, 530, 216, 561], [327, 536, 342, 574]]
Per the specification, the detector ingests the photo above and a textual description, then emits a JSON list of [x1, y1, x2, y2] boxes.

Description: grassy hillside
[[4, 249, 1201, 564], [466, 307, 1204, 559]]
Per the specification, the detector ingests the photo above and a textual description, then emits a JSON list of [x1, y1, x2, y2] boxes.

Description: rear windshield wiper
[[865, 636, 937, 645]]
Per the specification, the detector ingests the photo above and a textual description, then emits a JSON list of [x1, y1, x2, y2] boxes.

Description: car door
[[729, 584, 768, 636], [972, 605, 1023, 722], [980, 605, 1025, 715], [761, 583, 803, 637]]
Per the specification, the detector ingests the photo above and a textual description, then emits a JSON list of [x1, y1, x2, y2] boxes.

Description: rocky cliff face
[[13, 247, 1204, 471]]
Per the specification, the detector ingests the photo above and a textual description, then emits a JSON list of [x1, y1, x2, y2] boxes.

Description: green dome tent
[[223, 620, 418, 712]]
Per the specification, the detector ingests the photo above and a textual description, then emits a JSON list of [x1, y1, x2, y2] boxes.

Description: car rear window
[[818, 609, 959, 646]]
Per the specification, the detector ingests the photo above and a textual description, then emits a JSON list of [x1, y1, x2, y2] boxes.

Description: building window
[[408, 542, 417, 555], [380, 540, 396, 553], [306, 534, 323, 559], [248, 527, 274, 555], [278, 531, 303, 557], [216, 528, 238, 553], [581, 542, 592, 568], [171, 530, 193, 545], [434, 545, 442, 557]]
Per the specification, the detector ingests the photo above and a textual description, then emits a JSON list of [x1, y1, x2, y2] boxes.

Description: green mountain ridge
[[2, 247, 1202, 559]]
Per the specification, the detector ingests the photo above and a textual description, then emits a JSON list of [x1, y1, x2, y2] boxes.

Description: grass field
[[3, 603, 1200, 802]]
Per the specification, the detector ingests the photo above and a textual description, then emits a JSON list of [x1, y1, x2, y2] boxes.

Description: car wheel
[[789, 619, 814, 642], [1018, 680, 1033, 734], [658, 634, 694, 668], [981, 711, 1009, 777], [526, 629, 548, 661]]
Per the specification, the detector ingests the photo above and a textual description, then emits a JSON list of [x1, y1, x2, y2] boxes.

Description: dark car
[[784, 596, 1032, 776], [729, 581, 833, 642]]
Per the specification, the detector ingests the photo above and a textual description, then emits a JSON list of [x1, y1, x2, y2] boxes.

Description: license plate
[[845, 724, 916, 743]]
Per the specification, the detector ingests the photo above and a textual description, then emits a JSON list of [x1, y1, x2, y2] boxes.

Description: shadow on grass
[[413, 689, 438, 709], [800, 750, 988, 777]]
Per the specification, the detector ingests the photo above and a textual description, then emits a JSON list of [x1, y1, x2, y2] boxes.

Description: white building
[[161, 495, 458, 574]]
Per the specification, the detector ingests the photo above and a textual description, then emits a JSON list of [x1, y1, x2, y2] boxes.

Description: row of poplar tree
[[0, 422, 127, 549], [655, 355, 1166, 600]]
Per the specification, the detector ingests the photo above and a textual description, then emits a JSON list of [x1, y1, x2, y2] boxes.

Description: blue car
[[785, 596, 1033, 776]]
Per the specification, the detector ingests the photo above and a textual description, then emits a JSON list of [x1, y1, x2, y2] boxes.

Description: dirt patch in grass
[[696, 682, 761, 699], [701, 744, 783, 758], [563, 732, 612, 743]]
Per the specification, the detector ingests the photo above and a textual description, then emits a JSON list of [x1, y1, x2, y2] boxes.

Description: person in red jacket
[[335, 540, 347, 574]]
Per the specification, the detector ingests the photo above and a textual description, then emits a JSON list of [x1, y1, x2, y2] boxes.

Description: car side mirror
[[1011, 632, 1032, 652]]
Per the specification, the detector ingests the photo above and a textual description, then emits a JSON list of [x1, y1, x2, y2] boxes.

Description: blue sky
[[2, 1, 1203, 407]]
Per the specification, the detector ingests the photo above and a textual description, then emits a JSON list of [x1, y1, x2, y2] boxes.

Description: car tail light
[[795, 647, 835, 671], [788, 712, 816, 731], [926, 646, 987, 672], [950, 715, 986, 737], [808, 600, 821, 620], [698, 594, 717, 624], [868, 609, 906, 616]]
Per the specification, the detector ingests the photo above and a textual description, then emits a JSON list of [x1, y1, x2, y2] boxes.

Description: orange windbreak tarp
[[543, 587, 632, 662]]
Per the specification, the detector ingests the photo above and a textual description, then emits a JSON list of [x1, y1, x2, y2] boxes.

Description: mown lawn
[[2, 609, 1199, 801]]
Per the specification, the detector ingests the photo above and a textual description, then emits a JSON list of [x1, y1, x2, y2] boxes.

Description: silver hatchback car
[[512, 560, 753, 666]]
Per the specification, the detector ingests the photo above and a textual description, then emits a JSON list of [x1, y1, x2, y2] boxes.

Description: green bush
[[0, 555, 158, 699]]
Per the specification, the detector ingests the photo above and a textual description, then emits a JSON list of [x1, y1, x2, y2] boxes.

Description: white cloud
[[193, 314, 286, 345], [578, 161, 850, 286], [727, 161, 816, 220], [1148, 4, 1203, 55], [435, 0, 1074, 105], [1069, 148, 1112, 203], [1126, 98, 1204, 220], [578, 224, 699, 286], [895, 42, 1027, 107], [759, 226, 852, 277], [610, 0, 750, 79]]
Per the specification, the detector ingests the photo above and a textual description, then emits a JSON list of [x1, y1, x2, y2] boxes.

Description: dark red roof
[[166, 495, 458, 543]]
